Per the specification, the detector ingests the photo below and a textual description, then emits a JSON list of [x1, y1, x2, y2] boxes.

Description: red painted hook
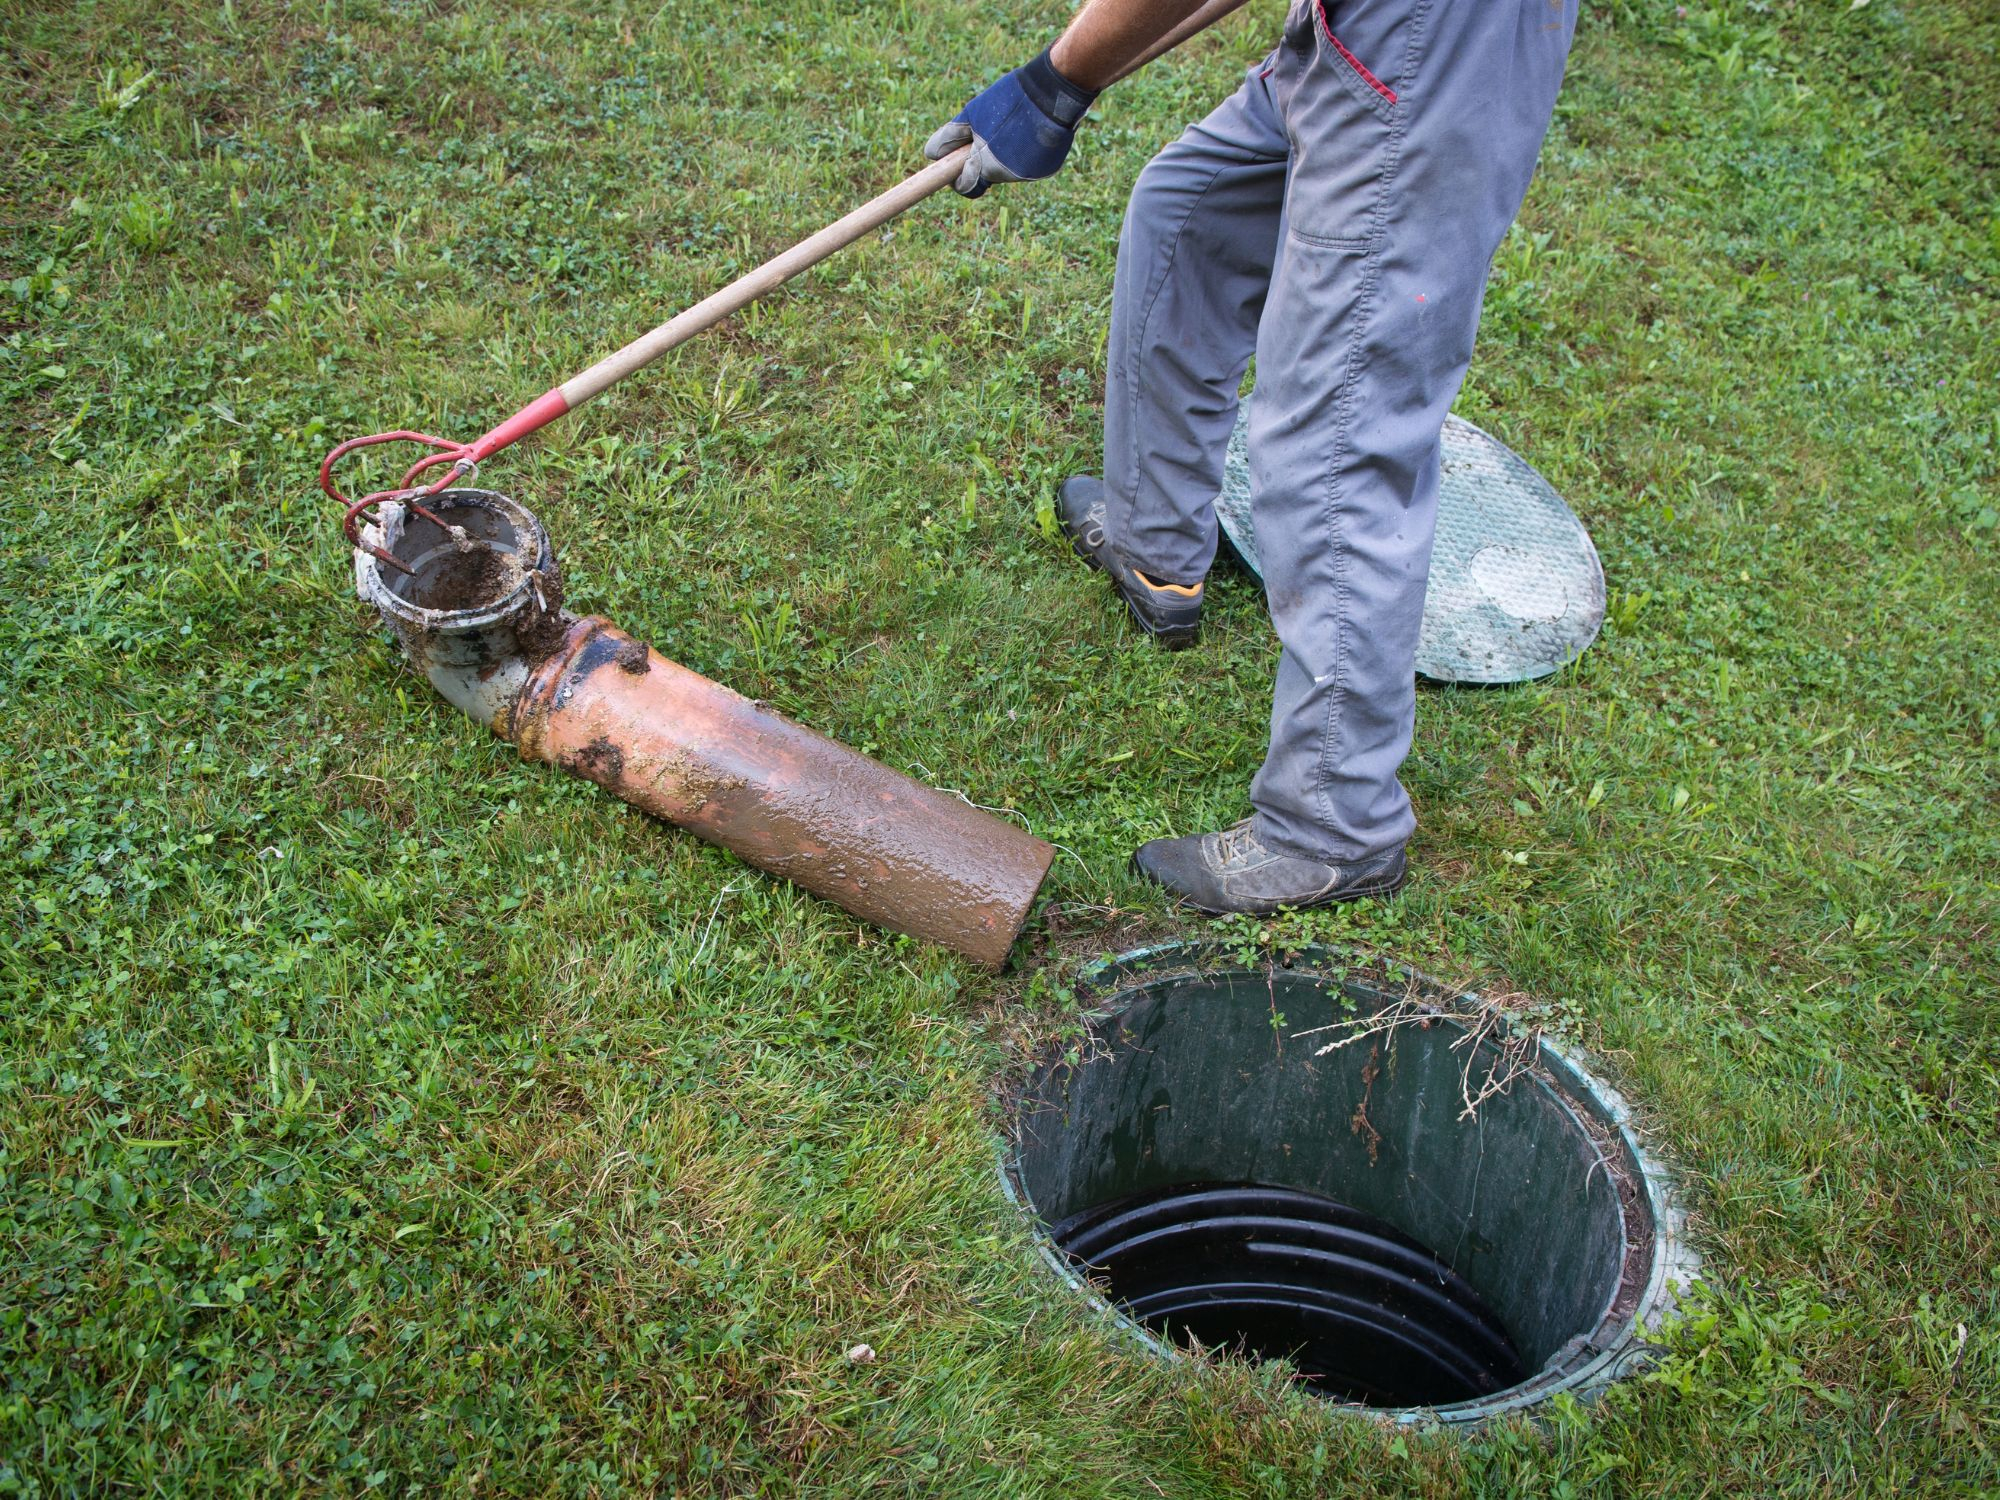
[[319, 430, 477, 574]]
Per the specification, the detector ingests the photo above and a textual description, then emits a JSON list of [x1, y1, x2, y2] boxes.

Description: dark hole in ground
[[1049, 1181, 1528, 1408], [1007, 945, 1689, 1418]]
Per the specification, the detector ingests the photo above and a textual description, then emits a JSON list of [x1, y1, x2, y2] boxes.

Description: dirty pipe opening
[[353, 491, 1054, 967]]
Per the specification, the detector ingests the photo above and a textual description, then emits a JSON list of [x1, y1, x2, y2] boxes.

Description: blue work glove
[[924, 48, 1100, 199]]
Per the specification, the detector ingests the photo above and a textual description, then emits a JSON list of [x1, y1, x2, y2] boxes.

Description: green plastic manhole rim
[[1001, 943, 1697, 1423]]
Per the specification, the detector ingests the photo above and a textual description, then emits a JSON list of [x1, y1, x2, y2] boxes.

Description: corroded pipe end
[[353, 489, 568, 728], [514, 618, 1055, 968], [355, 493, 1053, 966]]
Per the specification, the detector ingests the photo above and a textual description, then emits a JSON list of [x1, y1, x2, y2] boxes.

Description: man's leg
[[1246, 0, 1578, 865], [1134, 0, 1576, 910], [1098, 61, 1290, 588]]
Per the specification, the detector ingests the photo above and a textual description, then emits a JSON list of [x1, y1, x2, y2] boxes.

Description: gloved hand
[[924, 48, 1100, 199]]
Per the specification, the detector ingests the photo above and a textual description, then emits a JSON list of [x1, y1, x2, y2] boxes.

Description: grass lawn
[[3, 0, 1996, 1492]]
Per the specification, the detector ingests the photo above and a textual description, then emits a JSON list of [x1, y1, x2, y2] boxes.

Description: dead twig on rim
[[1297, 991, 1542, 1122]]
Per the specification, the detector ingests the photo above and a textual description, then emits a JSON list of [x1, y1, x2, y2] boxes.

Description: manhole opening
[[1048, 1181, 1529, 1407], [1005, 945, 1690, 1420]]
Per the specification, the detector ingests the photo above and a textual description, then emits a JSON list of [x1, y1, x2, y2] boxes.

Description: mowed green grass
[[2, 0, 1995, 1492]]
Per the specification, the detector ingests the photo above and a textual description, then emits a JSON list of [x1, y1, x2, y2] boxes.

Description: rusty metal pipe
[[356, 491, 1053, 968], [512, 617, 1053, 965]]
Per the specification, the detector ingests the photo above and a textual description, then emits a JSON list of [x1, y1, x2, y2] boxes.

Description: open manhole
[[1003, 944, 1694, 1422]]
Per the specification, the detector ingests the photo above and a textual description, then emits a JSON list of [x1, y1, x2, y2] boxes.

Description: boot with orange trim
[[1056, 476, 1204, 649]]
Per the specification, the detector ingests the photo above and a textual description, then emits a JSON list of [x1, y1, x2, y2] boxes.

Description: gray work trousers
[[1103, 0, 1576, 862]]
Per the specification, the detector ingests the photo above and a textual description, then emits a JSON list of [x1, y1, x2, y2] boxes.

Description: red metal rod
[[319, 430, 474, 572]]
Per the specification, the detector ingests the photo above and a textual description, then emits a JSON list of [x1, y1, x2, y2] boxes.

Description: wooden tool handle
[[458, 4, 1245, 470], [1105, 0, 1254, 86], [543, 5, 1245, 415], [559, 146, 971, 412]]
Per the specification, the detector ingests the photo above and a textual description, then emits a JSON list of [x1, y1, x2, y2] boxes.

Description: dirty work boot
[[1058, 476, 1203, 649], [1132, 819, 1407, 916]]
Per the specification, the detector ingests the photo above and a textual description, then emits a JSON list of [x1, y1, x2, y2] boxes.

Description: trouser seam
[[1403, 0, 1434, 89], [1289, 227, 1372, 250], [1308, 52, 1413, 843]]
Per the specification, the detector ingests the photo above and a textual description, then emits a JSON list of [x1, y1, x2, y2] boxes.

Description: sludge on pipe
[[355, 490, 1054, 968]]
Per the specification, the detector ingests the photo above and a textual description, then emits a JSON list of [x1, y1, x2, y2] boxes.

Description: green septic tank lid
[[1215, 403, 1606, 685]]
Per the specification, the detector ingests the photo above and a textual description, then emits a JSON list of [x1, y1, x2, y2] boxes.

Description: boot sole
[[1124, 598, 1200, 651], [1128, 855, 1408, 916]]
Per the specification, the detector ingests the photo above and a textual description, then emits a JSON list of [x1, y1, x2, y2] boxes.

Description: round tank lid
[[1215, 406, 1606, 684]]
